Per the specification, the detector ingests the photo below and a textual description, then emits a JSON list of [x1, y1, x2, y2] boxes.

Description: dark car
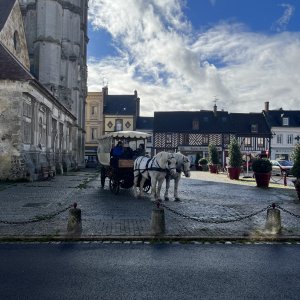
[[271, 160, 293, 176]]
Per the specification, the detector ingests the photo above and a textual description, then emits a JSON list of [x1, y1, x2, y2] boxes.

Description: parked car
[[270, 160, 293, 176]]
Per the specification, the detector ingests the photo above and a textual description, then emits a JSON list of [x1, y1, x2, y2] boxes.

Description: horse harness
[[134, 154, 176, 176]]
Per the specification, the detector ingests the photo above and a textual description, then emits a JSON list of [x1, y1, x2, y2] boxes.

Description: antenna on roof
[[213, 96, 219, 105], [213, 96, 218, 116], [102, 78, 108, 87]]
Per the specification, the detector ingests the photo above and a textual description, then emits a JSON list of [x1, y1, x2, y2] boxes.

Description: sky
[[87, 0, 300, 117]]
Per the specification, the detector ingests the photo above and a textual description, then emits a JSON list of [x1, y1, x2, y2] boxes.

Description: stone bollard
[[151, 203, 165, 235], [265, 204, 281, 234], [67, 203, 82, 234]]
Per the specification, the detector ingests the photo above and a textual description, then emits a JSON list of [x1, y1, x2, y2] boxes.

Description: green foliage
[[208, 144, 219, 165], [252, 158, 272, 173], [291, 144, 300, 179], [228, 138, 243, 168], [199, 158, 208, 165]]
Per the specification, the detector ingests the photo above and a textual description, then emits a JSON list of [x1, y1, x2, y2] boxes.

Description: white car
[[271, 160, 293, 176]]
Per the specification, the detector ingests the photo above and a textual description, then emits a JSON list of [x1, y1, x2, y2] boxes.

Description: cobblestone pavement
[[0, 168, 299, 241]]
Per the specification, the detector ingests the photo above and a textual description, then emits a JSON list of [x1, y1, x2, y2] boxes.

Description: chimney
[[102, 86, 108, 107], [102, 86, 108, 96], [213, 104, 217, 116], [264, 101, 269, 112]]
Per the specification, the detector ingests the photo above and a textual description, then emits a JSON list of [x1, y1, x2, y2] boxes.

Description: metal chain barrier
[[270, 175, 284, 184], [159, 202, 272, 224], [0, 204, 73, 225], [275, 204, 300, 219]]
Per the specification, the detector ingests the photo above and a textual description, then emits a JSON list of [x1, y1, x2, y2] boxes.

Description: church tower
[[19, 0, 88, 165]]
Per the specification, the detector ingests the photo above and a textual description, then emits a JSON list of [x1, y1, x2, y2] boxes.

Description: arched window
[[13, 31, 20, 53]]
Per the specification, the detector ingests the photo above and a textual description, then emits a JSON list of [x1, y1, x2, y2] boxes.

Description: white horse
[[133, 152, 177, 201], [164, 152, 191, 202]]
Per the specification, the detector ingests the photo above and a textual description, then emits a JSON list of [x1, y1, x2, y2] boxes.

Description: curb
[[0, 235, 300, 243]]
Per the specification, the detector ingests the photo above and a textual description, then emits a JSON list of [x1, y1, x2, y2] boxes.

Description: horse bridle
[[167, 153, 176, 172]]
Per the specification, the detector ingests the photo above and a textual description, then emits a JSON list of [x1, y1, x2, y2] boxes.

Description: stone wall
[[0, 80, 77, 181], [19, 0, 88, 166]]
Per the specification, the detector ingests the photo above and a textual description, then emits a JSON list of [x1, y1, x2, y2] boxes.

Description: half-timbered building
[[153, 106, 272, 166]]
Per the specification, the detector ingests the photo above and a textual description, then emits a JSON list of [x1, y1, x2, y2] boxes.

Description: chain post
[[284, 173, 287, 186]]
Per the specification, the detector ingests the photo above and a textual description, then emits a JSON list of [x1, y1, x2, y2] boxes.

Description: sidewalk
[[0, 168, 299, 242]]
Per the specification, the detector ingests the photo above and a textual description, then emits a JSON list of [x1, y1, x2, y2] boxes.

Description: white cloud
[[272, 3, 295, 32], [88, 0, 300, 116]]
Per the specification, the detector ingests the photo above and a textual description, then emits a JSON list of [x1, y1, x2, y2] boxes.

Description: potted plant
[[227, 138, 243, 180], [252, 158, 272, 187], [208, 144, 219, 173], [199, 158, 208, 171], [291, 144, 300, 200]]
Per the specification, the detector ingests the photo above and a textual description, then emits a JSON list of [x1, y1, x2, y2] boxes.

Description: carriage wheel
[[109, 177, 120, 195]]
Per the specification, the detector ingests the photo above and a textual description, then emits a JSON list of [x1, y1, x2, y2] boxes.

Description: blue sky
[[87, 0, 300, 116]]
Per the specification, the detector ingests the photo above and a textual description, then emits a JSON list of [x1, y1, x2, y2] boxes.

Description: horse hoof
[[174, 198, 180, 202], [164, 197, 169, 201]]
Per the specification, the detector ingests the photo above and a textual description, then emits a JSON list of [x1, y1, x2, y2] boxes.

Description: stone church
[[0, 0, 88, 181]]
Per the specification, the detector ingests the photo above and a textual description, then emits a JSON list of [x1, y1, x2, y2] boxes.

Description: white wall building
[[263, 102, 300, 160]]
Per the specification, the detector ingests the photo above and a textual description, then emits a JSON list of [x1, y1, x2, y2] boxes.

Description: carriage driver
[[110, 141, 124, 168]]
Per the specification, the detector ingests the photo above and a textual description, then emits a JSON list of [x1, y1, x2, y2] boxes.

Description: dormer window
[[192, 119, 199, 130], [282, 117, 289, 126], [251, 124, 258, 133]]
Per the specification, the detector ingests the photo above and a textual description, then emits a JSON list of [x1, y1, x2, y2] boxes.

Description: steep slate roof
[[263, 110, 300, 127], [0, 42, 33, 80], [154, 111, 271, 135], [0, 0, 16, 31], [230, 113, 271, 135], [103, 95, 137, 115], [154, 111, 231, 133], [136, 116, 153, 130]]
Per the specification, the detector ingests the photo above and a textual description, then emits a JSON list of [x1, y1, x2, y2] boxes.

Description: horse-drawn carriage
[[97, 130, 151, 194]]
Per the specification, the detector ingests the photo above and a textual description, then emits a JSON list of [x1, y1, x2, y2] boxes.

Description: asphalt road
[[0, 243, 300, 299]]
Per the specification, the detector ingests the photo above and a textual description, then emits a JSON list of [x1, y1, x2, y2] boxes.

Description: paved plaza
[[0, 168, 299, 241]]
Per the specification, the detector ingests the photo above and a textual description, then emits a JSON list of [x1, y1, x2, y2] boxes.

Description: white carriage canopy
[[97, 131, 151, 166]]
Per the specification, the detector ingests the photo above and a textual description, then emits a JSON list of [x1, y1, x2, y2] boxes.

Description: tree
[[228, 138, 243, 168], [208, 144, 219, 165]]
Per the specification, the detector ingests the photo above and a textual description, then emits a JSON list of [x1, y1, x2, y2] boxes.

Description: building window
[[22, 100, 32, 144], [183, 134, 189, 145], [257, 138, 264, 148], [115, 119, 123, 131], [287, 134, 293, 144], [223, 134, 230, 144], [277, 134, 282, 144], [13, 31, 20, 53], [203, 134, 209, 145], [282, 117, 289, 126], [192, 119, 199, 130], [251, 124, 258, 133], [52, 118, 57, 149], [91, 105, 97, 116], [166, 134, 172, 146], [244, 138, 251, 147], [59, 123, 64, 150], [38, 111, 46, 146], [23, 101, 32, 118], [91, 128, 97, 140], [147, 136, 152, 143]]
